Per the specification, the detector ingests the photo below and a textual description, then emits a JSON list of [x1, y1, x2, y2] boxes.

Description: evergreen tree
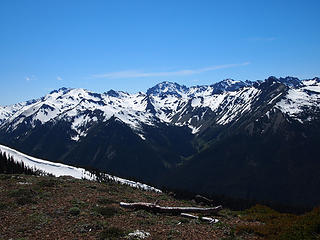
[[0, 151, 49, 176]]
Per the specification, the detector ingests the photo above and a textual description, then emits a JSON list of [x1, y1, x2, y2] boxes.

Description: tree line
[[0, 151, 50, 176]]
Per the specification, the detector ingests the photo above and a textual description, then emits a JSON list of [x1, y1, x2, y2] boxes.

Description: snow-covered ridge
[[0, 76, 319, 138], [275, 78, 320, 119], [0, 144, 162, 192], [1, 87, 155, 139]]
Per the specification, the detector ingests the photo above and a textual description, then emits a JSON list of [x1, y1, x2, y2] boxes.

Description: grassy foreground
[[0, 174, 319, 240]]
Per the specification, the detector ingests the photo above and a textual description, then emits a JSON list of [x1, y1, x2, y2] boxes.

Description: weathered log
[[195, 194, 215, 205], [180, 213, 219, 223], [119, 202, 222, 215]]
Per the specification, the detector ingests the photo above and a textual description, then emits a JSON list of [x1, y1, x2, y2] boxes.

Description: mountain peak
[[279, 76, 301, 87], [146, 81, 188, 97], [266, 76, 278, 82], [105, 89, 120, 98], [49, 87, 72, 95], [266, 76, 302, 87], [312, 77, 320, 82], [222, 78, 240, 84], [211, 79, 247, 92]]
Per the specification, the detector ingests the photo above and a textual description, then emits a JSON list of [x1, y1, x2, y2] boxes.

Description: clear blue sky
[[0, 0, 319, 105]]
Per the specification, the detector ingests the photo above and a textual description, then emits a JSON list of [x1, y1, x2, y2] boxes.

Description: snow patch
[[189, 125, 202, 134], [0, 144, 162, 192], [275, 84, 320, 118], [191, 98, 202, 108]]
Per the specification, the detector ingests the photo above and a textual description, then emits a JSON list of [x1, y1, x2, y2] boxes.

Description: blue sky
[[0, 0, 319, 105]]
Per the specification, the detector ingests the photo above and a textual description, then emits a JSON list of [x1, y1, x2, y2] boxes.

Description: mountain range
[[1, 76, 320, 207]]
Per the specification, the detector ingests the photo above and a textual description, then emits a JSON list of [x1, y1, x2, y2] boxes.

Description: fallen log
[[195, 194, 215, 205], [119, 202, 222, 215], [180, 213, 219, 223]]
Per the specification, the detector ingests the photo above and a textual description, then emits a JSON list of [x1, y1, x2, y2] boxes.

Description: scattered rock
[[17, 182, 32, 185], [127, 230, 151, 239]]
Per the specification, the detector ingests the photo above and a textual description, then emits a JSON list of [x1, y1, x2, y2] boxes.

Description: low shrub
[[93, 206, 118, 218], [16, 196, 37, 205], [0, 202, 8, 210], [236, 204, 320, 240], [71, 199, 88, 208], [0, 174, 12, 180], [9, 188, 34, 198], [37, 179, 57, 187], [98, 227, 125, 240], [28, 212, 50, 226], [9, 188, 37, 205], [97, 197, 117, 205], [69, 207, 81, 216]]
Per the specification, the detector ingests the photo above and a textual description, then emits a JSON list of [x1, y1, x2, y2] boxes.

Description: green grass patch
[[236, 204, 320, 240]]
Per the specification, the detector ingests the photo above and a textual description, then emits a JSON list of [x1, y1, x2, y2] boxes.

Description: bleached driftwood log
[[119, 202, 222, 215], [180, 213, 219, 223]]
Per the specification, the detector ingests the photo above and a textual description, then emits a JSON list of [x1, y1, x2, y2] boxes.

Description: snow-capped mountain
[[1, 76, 320, 206], [0, 87, 154, 141], [1, 76, 319, 141]]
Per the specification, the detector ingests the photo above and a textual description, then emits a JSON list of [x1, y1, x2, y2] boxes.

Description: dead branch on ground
[[119, 202, 222, 215], [180, 213, 219, 223]]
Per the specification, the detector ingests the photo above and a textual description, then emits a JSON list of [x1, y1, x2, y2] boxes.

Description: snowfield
[[0, 144, 162, 192], [275, 78, 320, 118]]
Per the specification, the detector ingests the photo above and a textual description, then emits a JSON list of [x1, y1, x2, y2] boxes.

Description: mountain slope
[[0, 173, 266, 240], [0, 144, 161, 192], [165, 115, 320, 206], [0, 76, 320, 206]]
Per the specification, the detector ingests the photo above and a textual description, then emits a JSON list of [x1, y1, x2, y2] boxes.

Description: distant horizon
[[1, 74, 319, 107], [1, 1, 319, 105]]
